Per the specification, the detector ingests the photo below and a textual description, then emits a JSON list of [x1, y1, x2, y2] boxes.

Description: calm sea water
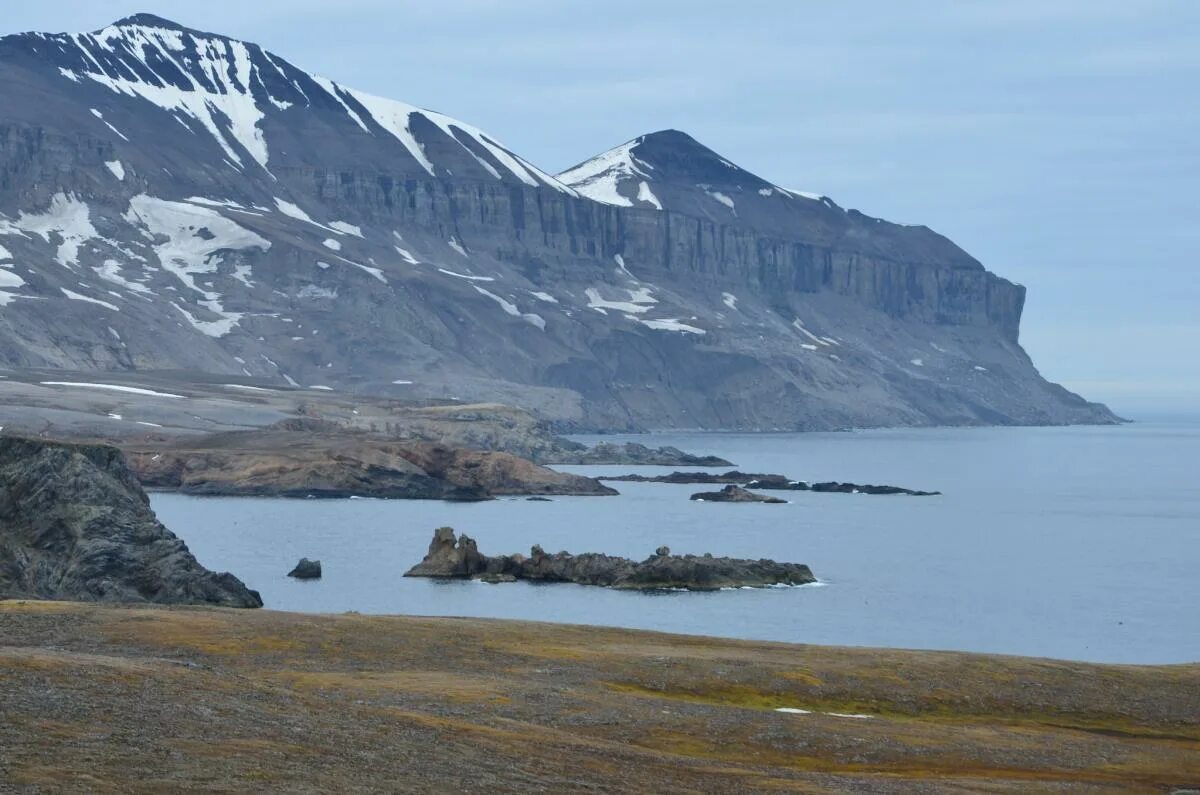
[[152, 419, 1200, 664]]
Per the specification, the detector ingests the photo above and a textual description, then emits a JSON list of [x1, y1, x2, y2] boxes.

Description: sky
[[5, 1, 1197, 415]]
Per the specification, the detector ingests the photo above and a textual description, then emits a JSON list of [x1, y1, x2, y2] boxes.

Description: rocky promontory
[[404, 527, 815, 590], [0, 436, 262, 607], [543, 442, 733, 467], [125, 424, 617, 500]]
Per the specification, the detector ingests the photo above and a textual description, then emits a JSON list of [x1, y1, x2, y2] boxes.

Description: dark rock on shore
[[404, 528, 815, 590], [603, 470, 938, 495], [544, 443, 733, 467], [287, 558, 322, 580], [808, 482, 940, 496], [690, 485, 787, 504], [0, 436, 262, 607]]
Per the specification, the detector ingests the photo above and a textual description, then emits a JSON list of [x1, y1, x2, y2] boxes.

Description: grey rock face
[[403, 528, 815, 590], [0, 16, 1118, 432], [0, 436, 262, 606]]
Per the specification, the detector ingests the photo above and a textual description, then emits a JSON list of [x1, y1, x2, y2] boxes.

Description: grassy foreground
[[1, 601, 1197, 793]]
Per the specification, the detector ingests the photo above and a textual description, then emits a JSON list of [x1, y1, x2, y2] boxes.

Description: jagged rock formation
[[0, 15, 1117, 431], [0, 435, 261, 606], [689, 485, 787, 504], [404, 527, 815, 590]]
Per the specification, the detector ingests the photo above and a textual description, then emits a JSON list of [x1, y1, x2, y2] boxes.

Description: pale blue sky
[[7, 1, 1198, 414]]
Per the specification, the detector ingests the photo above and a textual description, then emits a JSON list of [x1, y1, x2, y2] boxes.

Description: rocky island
[[689, 485, 788, 504], [605, 470, 940, 495], [0, 436, 261, 607], [404, 527, 816, 590]]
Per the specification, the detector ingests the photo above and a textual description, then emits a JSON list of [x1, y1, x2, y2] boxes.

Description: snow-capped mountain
[[0, 15, 1114, 431]]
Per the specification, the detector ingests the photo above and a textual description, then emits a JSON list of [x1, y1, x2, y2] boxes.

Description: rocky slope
[[0, 436, 261, 605], [0, 15, 1116, 431]]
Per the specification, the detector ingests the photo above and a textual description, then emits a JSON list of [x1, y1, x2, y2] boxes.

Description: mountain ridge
[[0, 15, 1116, 431]]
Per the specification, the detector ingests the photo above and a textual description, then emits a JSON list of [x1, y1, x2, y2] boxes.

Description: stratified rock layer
[[0, 436, 262, 606], [404, 527, 815, 590]]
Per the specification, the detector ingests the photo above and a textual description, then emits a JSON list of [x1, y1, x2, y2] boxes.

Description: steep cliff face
[[0, 436, 262, 606], [0, 15, 1115, 430]]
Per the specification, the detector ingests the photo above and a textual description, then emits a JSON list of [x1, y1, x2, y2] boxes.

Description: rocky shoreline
[[124, 422, 617, 500], [404, 527, 816, 590], [0, 437, 261, 607]]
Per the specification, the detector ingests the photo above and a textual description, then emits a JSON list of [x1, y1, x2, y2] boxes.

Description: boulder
[[287, 558, 323, 579]]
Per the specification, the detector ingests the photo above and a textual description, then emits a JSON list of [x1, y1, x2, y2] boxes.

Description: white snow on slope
[[40, 381, 184, 398], [640, 318, 705, 335], [448, 238, 468, 257], [437, 268, 493, 282], [705, 189, 735, 211], [557, 138, 656, 207], [0, 193, 98, 269], [322, 238, 342, 252], [0, 242, 11, 260], [722, 292, 738, 311], [473, 286, 545, 330], [68, 24, 272, 170], [124, 194, 269, 336], [328, 221, 363, 237], [585, 287, 656, 315], [792, 319, 831, 347], [105, 160, 126, 180], [61, 288, 119, 311], [637, 181, 663, 209]]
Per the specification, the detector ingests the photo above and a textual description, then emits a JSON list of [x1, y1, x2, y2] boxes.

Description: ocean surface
[[152, 419, 1200, 664]]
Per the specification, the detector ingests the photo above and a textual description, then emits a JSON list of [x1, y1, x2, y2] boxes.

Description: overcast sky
[[6, 1, 1197, 414]]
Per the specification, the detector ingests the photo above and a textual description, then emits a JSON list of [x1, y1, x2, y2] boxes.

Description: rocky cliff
[[0, 15, 1116, 431], [0, 435, 261, 606]]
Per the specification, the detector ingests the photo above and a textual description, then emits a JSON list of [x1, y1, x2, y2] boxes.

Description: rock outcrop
[[287, 558, 322, 580], [0, 436, 262, 606], [404, 528, 815, 590], [690, 485, 787, 504], [543, 443, 733, 466], [125, 427, 616, 500]]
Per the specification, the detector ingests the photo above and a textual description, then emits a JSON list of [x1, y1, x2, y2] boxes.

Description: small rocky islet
[[404, 527, 816, 590], [603, 469, 940, 496]]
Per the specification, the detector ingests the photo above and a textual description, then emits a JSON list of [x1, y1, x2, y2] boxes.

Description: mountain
[[0, 14, 1115, 431]]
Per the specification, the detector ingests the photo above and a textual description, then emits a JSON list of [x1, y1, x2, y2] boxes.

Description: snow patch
[[722, 292, 738, 311], [328, 221, 363, 237], [61, 288, 119, 311], [39, 382, 184, 398], [105, 160, 126, 181], [640, 318, 706, 335], [437, 268, 493, 282]]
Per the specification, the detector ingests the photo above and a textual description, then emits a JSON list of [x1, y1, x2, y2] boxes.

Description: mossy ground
[[2, 600, 1197, 792]]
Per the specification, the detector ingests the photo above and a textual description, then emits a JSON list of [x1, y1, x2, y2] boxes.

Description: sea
[[152, 418, 1200, 664]]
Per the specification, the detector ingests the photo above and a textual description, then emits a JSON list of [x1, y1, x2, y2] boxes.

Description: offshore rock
[[404, 528, 815, 590], [689, 485, 787, 504]]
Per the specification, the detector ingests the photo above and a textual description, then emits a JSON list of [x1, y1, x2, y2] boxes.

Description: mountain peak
[[108, 13, 193, 32], [558, 130, 820, 213]]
